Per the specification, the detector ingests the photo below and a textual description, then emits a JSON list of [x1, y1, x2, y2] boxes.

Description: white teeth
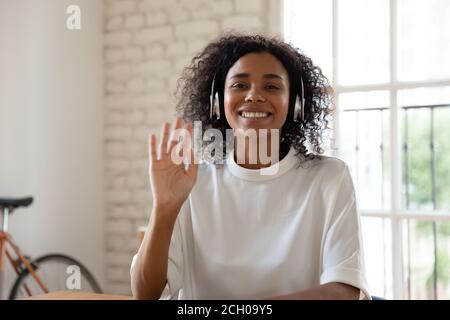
[[240, 111, 269, 119]]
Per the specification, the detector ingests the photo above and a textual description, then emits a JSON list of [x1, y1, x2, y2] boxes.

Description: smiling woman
[[176, 34, 333, 166], [130, 34, 370, 300]]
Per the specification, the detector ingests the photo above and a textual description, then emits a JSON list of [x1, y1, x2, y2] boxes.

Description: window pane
[[337, 0, 390, 85], [403, 220, 450, 299], [399, 87, 450, 211], [398, 86, 450, 107], [397, 0, 450, 81], [361, 217, 393, 299], [436, 221, 450, 299], [434, 108, 450, 211], [402, 108, 433, 210], [339, 91, 390, 210], [340, 91, 390, 110], [284, 0, 333, 82]]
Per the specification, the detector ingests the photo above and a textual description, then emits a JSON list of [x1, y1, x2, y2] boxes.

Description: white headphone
[[293, 76, 306, 123], [209, 75, 220, 120]]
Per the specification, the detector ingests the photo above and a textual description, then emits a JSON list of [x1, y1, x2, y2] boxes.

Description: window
[[284, 0, 450, 299]]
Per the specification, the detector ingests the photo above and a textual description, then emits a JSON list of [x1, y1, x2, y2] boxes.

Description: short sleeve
[[130, 200, 188, 300], [320, 165, 371, 299]]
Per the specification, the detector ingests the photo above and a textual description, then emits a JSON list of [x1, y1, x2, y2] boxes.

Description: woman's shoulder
[[317, 154, 348, 170], [297, 154, 349, 174], [293, 156, 353, 195]]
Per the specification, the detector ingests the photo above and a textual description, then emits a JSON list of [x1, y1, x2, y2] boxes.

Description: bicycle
[[0, 196, 102, 300]]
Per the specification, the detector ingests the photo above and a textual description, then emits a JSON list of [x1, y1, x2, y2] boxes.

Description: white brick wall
[[103, 0, 281, 295]]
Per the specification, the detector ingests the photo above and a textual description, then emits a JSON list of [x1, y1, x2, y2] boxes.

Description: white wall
[[0, 0, 105, 297]]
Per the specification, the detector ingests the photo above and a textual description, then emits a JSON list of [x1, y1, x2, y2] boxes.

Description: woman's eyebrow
[[229, 73, 285, 80], [263, 73, 284, 80]]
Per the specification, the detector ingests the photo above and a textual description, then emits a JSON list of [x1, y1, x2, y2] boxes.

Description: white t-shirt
[[131, 148, 370, 299]]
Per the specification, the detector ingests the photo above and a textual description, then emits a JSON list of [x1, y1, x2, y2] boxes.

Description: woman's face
[[223, 52, 290, 132]]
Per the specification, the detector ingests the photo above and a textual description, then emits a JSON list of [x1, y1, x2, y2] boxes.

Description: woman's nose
[[245, 90, 266, 103]]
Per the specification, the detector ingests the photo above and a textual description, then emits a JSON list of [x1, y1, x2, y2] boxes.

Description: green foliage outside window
[[404, 107, 450, 298]]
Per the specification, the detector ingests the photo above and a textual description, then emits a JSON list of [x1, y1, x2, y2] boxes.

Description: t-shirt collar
[[226, 147, 298, 181]]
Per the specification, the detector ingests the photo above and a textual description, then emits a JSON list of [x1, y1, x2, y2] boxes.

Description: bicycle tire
[[9, 253, 102, 300]]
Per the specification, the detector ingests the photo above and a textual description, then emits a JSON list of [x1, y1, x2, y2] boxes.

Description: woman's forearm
[[130, 206, 179, 300], [262, 282, 361, 300]]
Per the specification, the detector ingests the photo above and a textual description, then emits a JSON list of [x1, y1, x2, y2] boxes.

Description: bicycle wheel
[[9, 253, 102, 300]]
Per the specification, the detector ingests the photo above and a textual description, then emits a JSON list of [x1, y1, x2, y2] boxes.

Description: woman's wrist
[[152, 203, 182, 222]]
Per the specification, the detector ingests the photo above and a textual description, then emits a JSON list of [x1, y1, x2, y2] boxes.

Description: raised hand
[[148, 117, 198, 215]]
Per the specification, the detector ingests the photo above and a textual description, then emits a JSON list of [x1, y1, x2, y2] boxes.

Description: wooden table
[[22, 291, 133, 300]]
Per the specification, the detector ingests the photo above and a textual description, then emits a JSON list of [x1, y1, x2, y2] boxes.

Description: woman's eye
[[265, 84, 280, 90], [232, 83, 247, 89]]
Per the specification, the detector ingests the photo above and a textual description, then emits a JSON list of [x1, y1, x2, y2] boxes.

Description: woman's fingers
[[168, 120, 191, 158], [180, 122, 193, 159], [171, 116, 183, 133], [153, 117, 195, 167], [149, 133, 157, 161], [183, 123, 198, 170], [159, 122, 171, 156], [157, 117, 182, 158], [181, 122, 194, 160], [185, 122, 193, 136], [168, 118, 181, 154]]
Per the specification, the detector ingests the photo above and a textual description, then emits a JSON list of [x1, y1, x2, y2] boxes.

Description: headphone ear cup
[[293, 95, 302, 122], [213, 92, 220, 119], [210, 91, 220, 120]]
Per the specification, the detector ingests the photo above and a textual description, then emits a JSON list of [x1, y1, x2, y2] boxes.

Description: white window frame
[[283, 0, 450, 299]]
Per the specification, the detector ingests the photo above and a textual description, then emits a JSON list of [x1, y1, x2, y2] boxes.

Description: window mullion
[[332, 0, 339, 157], [335, 79, 450, 93], [390, 0, 405, 300], [430, 107, 438, 299]]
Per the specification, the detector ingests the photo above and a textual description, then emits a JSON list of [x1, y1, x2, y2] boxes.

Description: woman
[[130, 34, 370, 300]]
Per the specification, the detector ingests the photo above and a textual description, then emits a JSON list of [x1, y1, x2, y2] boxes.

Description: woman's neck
[[233, 136, 289, 169]]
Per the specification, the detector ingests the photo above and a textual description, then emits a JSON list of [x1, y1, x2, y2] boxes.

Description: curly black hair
[[176, 33, 334, 163]]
